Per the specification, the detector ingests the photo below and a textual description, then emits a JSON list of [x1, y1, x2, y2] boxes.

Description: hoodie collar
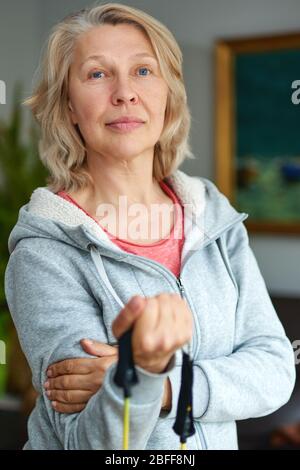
[[8, 169, 248, 257]]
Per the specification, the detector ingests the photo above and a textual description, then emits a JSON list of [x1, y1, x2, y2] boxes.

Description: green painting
[[235, 49, 300, 223]]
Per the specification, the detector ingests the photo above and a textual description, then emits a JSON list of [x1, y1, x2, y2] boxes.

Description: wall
[[0, 0, 41, 127]]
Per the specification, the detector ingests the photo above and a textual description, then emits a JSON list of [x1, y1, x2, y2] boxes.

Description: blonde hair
[[24, 1, 196, 193]]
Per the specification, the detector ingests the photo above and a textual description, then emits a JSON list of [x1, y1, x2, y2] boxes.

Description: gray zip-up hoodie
[[4, 169, 296, 450]]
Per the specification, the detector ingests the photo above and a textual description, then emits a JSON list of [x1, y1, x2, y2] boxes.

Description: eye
[[88, 66, 152, 80], [89, 70, 105, 80], [138, 67, 152, 76]]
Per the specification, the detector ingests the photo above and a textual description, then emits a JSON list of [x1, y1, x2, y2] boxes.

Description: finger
[[112, 295, 146, 339], [133, 297, 160, 352], [47, 357, 99, 378], [45, 356, 118, 391], [80, 339, 118, 357], [45, 389, 92, 405], [154, 296, 191, 352], [155, 294, 175, 331], [153, 295, 174, 350], [45, 374, 97, 391], [51, 401, 86, 414], [169, 301, 188, 346]]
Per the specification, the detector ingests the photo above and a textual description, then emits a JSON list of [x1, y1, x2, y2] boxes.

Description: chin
[[116, 150, 146, 160], [108, 144, 150, 159]]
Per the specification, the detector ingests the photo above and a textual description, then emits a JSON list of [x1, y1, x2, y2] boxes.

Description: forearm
[[194, 342, 295, 423], [49, 359, 176, 449]]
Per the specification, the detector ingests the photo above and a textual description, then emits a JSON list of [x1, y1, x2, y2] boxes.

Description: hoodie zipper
[[176, 276, 185, 296], [175, 276, 207, 450], [176, 277, 193, 357]]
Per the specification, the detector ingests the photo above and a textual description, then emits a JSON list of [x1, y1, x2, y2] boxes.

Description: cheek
[[150, 87, 168, 117], [69, 82, 104, 122], [74, 99, 102, 141], [139, 78, 168, 110], [152, 95, 168, 123], [77, 94, 102, 121]]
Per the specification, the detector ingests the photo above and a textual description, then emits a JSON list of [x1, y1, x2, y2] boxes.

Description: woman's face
[[68, 24, 169, 163]]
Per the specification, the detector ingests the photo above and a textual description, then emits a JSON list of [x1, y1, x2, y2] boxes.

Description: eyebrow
[[80, 52, 158, 69]]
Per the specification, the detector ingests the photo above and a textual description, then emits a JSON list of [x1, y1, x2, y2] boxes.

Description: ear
[[68, 100, 74, 112], [68, 100, 78, 125]]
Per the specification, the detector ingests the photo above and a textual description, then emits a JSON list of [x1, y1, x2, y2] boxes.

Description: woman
[[4, 3, 296, 450]]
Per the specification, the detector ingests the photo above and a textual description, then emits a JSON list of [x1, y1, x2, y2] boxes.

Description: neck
[[64, 150, 177, 243], [68, 150, 169, 214]]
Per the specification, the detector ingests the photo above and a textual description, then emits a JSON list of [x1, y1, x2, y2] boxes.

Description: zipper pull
[[176, 277, 185, 297], [176, 277, 192, 357]]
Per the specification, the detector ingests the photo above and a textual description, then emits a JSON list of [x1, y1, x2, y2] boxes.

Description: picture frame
[[215, 32, 300, 234]]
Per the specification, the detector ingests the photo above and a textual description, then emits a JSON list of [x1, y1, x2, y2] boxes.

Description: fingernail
[[47, 369, 53, 377], [44, 381, 49, 389], [46, 390, 51, 397], [51, 401, 57, 408], [82, 339, 93, 345], [129, 296, 141, 310]]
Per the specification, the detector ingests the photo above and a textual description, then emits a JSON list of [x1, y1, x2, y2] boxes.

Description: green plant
[[0, 82, 48, 395], [0, 82, 48, 308]]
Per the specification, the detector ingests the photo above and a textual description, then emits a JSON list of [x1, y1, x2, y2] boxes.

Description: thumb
[[80, 339, 118, 357]]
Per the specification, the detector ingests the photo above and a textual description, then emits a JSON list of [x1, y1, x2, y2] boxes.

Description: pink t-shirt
[[57, 180, 184, 278]]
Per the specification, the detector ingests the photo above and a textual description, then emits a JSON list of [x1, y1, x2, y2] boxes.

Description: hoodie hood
[[8, 169, 248, 262]]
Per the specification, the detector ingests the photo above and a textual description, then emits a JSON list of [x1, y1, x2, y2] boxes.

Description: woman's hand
[[44, 340, 118, 413], [113, 294, 193, 374], [44, 337, 172, 413], [44, 293, 184, 413]]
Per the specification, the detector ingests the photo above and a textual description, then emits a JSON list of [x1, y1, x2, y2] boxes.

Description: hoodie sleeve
[[162, 221, 296, 423], [4, 245, 175, 450]]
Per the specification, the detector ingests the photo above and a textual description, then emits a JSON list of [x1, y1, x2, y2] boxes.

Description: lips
[[106, 121, 144, 132], [105, 115, 145, 132], [106, 116, 145, 125]]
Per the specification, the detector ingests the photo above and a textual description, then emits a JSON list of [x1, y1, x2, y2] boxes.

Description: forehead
[[73, 24, 155, 61]]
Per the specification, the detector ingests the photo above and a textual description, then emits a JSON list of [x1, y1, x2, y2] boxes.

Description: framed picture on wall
[[215, 32, 300, 234]]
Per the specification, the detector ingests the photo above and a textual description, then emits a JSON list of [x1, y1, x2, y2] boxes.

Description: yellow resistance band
[[123, 397, 130, 450], [122, 396, 189, 450], [179, 404, 192, 450]]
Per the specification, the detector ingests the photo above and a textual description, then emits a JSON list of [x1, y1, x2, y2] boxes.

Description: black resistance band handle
[[173, 351, 195, 442], [113, 328, 139, 398]]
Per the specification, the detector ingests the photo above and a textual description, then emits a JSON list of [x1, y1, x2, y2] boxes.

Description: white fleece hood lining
[[27, 169, 207, 256]]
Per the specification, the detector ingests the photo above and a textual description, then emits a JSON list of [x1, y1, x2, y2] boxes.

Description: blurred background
[[0, 0, 299, 450]]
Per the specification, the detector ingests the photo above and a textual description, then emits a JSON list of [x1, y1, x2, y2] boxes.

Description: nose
[[111, 77, 138, 106]]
